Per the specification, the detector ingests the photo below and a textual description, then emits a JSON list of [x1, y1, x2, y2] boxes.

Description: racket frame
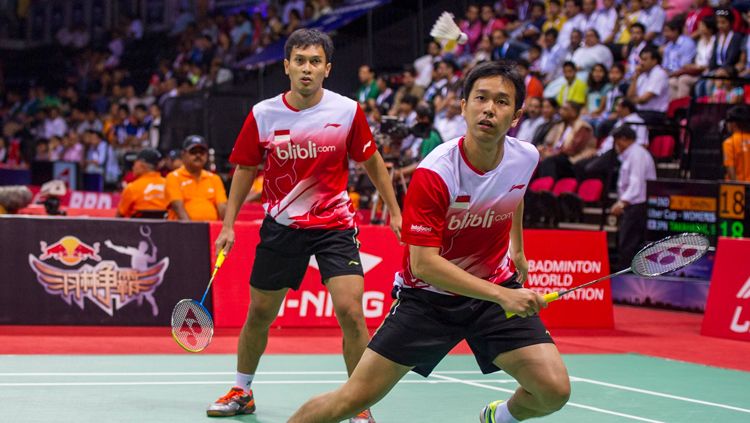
[[171, 299, 214, 353]]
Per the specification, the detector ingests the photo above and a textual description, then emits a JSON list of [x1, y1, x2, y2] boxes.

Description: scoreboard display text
[[646, 180, 749, 244]]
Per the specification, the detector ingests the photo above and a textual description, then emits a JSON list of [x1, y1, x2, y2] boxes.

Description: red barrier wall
[[523, 229, 613, 329], [210, 225, 613, 329], [209, 222, 402, 328], [702, 237, 750, 341]]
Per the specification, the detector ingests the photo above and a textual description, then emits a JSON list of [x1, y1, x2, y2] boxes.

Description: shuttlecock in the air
[[430, 11, 469, 53]]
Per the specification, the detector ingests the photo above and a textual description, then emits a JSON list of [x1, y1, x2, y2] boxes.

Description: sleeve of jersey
[[401, 168, 450, 248], [229, 110, 263, 166], [346, 106, 377, 162]]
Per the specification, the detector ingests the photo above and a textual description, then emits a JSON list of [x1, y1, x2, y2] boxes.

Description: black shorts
[[368, 275, 554, 377], [250, 216, 364, 291]]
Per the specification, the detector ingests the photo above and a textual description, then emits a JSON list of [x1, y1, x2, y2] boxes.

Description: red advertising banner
[[523, 230, 614, 329], [210, 224, 613, 329], [701, 238, 750, 341], [209, 222, 403, 328]]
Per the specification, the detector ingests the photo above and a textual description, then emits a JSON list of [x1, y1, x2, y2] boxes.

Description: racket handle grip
[[505, 291, 561, 318], [210, 249, 226, 279], [215, 249, 226, 268]]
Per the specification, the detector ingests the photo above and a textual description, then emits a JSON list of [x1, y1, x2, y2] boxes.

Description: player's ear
[[324, 62, 331, 78], [460, 98, 466, 116], [283, 59, 290, 75], [511, 108, 523, 128]]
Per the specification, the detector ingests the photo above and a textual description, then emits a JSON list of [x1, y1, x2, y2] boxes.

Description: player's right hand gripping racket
[[506, 233, 711, 318], [171, 249, 226, 352]]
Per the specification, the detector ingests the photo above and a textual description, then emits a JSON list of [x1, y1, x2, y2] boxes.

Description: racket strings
[[631, 233, 710, 277], [171, 300, 214, 352]]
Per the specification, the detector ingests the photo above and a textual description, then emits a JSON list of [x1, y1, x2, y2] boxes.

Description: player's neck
[[285, 88, 324, 110], [463, 135, 506, 172]]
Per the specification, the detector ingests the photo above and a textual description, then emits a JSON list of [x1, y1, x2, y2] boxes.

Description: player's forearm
[[509, 200, 524, 257], [410, 247, 505, 303], [363, 152, 401, 217], [223, 165, 257, 228]]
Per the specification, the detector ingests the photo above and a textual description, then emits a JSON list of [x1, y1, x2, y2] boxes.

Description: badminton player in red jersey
[[288, 61, 570, 423], [208, 29, 401, 423]]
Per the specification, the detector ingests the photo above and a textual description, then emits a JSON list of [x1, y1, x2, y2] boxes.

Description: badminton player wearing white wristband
[[289, 61, 569, 423]]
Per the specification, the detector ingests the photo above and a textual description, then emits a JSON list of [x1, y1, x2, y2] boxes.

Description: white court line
[[0, 370, 486, 377], [430, 374, 666, 423], [0, 379, 517, 387], [3, 370, 748, 415], [571, 376, 750, 414]]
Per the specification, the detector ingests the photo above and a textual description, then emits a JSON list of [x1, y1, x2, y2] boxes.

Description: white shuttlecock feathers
[[429, 11, 468, 52]]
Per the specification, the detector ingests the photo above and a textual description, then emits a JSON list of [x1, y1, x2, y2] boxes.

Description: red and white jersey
[[230, 89, 377, 229], [397, 136, 539, 295]]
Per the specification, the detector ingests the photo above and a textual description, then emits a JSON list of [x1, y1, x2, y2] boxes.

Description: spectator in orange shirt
[[722, 105, 750, 182], [166, 135, 227, 221], [116, 148, 168, 218], [517, 59, 544, 101]]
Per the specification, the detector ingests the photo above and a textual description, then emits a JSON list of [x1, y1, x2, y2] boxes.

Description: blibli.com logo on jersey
[[276, 141, 336, 160], [448, 210, 512, 230]]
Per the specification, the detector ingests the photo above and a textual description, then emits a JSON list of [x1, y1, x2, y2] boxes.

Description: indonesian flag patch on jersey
[[451, 195, 471, 209], [273, 129, 291, 143]]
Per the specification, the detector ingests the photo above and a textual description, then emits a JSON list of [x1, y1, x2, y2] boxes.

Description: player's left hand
[[512, 251, 529, 284], [389, 213, 402, 241]]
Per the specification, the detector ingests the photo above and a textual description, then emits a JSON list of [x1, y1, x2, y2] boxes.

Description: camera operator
[[393, 104, 443, 182]]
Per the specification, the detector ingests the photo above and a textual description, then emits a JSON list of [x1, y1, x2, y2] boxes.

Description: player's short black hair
[[284, 29, 334, 63], [462, 60, 525, 112]]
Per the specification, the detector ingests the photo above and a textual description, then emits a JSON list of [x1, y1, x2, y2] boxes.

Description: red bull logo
[[29, 228, 169, 316], [39, 236, 101, 266]]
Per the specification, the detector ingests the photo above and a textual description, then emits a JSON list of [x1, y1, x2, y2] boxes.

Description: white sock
[[494, 401, 519, 423], [235, 372, 254, 393]]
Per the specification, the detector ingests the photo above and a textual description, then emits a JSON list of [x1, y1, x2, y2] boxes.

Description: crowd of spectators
[[2, 0, 750, 221], [0, 1, 342, 188], [353, 0, 750, 199]]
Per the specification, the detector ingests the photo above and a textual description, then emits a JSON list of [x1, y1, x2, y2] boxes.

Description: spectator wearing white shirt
[[623, 23, 649, 79], [434, 98, 467, 142], [627, 46, 669, 124], [671, 15, 717, 98], [579, 0, 599, 33], [572, 29, 614, 73], [594, 0, 618, 44], [610, 125, 656, 269], [515, 97, 545, 143], [639, 0, 666, 43], [580, 99, 647, 181], [414, 41, 441, 88], [539, 28, 567, 82], [557, 0, 585, 49], [596, 99, 649, 154], [662, 20, 697, 75], [43, 107, 68, 139]]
